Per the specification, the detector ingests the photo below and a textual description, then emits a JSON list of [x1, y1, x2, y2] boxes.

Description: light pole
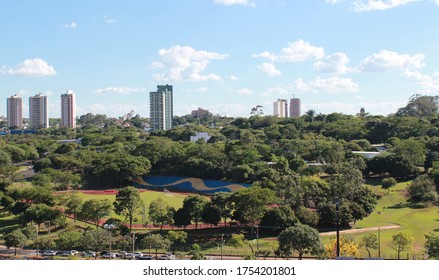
[[103, 224, 115, 260], [256, 226, 260, 259], [220, 234, 224, 260], [335, 196, 340, 258], [131, 232, 136, 260]]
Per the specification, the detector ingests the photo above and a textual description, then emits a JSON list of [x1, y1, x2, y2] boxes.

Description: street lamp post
[[132, 232, 136, 260], [220, 234, 224, 260], [335, 196, 340, 258], [256, 226, 259, 260], [103, 224, 115, 260]]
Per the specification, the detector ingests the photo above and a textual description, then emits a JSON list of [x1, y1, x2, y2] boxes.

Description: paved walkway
[[319, 225, 400, 236]]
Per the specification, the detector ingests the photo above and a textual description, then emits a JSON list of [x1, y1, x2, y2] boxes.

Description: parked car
[[42, 250, 57, 256], [124, 253, 134, 259], [158, 254, 175, 260], [81, 251, 96, 258], [61, 250, 79, 256], [101, 253, 118, 259], [134, 252, 143, 259], [138, 255, 155, 260]]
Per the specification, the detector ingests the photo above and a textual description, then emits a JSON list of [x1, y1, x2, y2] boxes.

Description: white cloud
[[78, 103, 147, 118], [236, 88, 253, 95], [402, 70, 439, 93], [104, 16, 116, 24], [64, 22, 77, 28], [261, 85, 291, 97], [253, 40, 325, 63], [278, 40, 325, 62], [3, 58, 57, 77], [313, 52, 350, 74], [436, 0, 439, 5], [303, 101, 404, 115], [95, 86, 146, 95], [257, 62, 282, 76], [358, 50, 425, 72], [294, 76, 359, 93], [151, 45, 228, 82], [326, 0, 345, 4], [214, 0, 255, 7], [353, 0, 420, 12], [230, 75, 239, 80]]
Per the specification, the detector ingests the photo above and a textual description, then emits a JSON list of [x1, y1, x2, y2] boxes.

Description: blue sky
[[1, 0, 439, 118]]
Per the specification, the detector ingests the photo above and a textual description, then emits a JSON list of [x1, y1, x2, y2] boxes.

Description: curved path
[[319, 225, 401, 236]]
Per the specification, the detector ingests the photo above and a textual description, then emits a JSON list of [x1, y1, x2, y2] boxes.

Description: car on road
[[138, 255, 155, 260], [81, 251, 96, 258], [101, 253, 118, 259], [158, 254, 175, 260], [42, 250, 57, 256], [134, 252, 143, 259]]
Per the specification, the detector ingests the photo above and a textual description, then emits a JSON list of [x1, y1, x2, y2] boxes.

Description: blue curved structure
[[134, 175, 251, 195]]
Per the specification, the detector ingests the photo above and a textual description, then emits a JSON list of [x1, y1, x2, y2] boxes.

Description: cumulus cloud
[[236, 88, 253, 95], [358, 50, 425, 72], [214, 0, 255, 7], [294, 76, 359, 93], [64, 22, 77, 28], [326, 0, 345, 4], [95, 87, 146, 95], [261, 85, 291, 97], [353, 0, 419, 12], [253, 40, 325, 63], [79, 103, 146, 118], [257, 62, 282, 76], [230, 75, 239, 80], [402, 70, 439, 93], [151, 45, 228, 82], [313, 52, 351, 74], [2, 58, 57, 77]]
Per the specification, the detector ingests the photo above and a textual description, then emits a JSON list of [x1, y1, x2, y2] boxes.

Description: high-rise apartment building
[[29, 94, 49, 129], [61, 90, 76, 128], [290, 97, 301, 118], [150, 84, 173, 131], [7, 94, 23, 128], [273, 99, 288, 118]]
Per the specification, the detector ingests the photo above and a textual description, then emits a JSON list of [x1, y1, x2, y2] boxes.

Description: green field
[[323, 180, 439, 259], [75, 190, 187, 226]]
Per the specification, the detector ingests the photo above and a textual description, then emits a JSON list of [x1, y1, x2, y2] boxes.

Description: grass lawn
[[324, 180, 439, 259], [75, 190, 187, 225]]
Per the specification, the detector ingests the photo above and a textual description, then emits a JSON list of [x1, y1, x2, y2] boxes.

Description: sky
[[1, 0, 439, 118]]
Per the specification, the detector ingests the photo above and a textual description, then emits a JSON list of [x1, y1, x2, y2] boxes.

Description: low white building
[[190, 132, 211, 142]]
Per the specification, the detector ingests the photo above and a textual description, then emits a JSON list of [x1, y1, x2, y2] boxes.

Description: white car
[[42, 250, 57, 256], [101, 253, 118, 259], [134, 252, 143, 259], [158, 254, 175, 260]]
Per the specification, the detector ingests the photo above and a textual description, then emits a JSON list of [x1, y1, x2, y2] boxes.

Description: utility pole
[[220, 234, 224, 260], [378, 227, 381, 258], [335, 196, 340, 258], [132, 232, 136, 260], [256, 226, 259, 259]]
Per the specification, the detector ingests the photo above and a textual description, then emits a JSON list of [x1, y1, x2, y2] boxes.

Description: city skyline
[[1, 1, 439, 118]]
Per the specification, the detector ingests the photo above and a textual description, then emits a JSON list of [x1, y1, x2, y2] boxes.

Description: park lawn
[[75, 190, 187, 225], [0, 209, 20, 236], [323, 180, 439, 259]]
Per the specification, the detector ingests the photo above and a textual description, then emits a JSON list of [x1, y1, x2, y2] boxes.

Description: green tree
[[201, 203, 221, 226], [113, 186, 142, 232], [173, 208, 191, 229], [167, 230, 188, 254], [24, 204, 62, 231], [232, 186, 276, 230], [78, 199, 112, 227], [188, 243, 206, 260], [396, 94, 439, 117], [381, 177, 397, 194], [425, 233, 439, 259], [3, 229, 28, 256], [57, 230, 83, 250], [407, 175, 438, 204], [81, 228, 111, 259], [360, 233, 378, 258], [211, 192, 233, 225], [260, 206, 297, 231], [295, 206, 319, 227], [141, 234, 171, 258], [392, 232, 413, 260], [31, 236, 56, 253], [181, 194, 209, 229], [148, 197, 175, 230], [278, 224, 322, 260], [64, 192, 83, 223]]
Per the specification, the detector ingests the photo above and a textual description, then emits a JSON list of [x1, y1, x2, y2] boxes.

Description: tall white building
[[150, 84, 173, 131], [7, 94, 23, 128], [61, 90, 76, 128], [290, 97, 301, 118], [29, 94, 49, 129], [273, 99, 288, 118]]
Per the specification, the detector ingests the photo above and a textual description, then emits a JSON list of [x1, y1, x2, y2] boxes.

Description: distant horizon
[[1, 1, 439, 118]]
